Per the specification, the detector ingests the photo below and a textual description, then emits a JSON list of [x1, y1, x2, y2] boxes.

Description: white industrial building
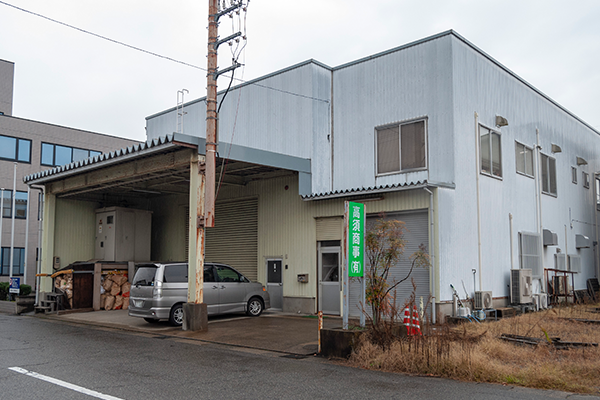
[[26, 31, 599, 318]]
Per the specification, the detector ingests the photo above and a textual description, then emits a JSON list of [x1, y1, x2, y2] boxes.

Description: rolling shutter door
[[316, 217, 343, 241], [349, 211, 429, 318], [205, 198, 258, 281]]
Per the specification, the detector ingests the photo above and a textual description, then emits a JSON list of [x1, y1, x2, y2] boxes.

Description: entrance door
[[267, 260, 283, 311], [319, 244, 341, 315]]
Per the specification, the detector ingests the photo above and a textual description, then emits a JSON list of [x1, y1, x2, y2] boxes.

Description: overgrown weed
[[349, 303, 600, 394]]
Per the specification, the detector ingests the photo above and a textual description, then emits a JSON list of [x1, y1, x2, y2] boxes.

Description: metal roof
[[301, 180, 456, 201], [24, 135, 178, 184]]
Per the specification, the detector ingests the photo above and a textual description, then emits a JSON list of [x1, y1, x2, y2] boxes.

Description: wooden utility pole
[[205, 0, 218, 229]]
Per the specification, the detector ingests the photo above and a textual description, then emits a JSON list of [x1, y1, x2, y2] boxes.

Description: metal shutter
[[205, 198, 258, 281], [316, 217, 343, 241], [349, 211, 430, 318]]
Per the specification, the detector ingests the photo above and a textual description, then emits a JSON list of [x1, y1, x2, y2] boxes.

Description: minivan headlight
[[153, 281, 163, 298]]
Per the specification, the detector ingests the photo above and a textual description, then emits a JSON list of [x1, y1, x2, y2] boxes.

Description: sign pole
[[344, 201, 366, 329], [342, 202, 349, 330]]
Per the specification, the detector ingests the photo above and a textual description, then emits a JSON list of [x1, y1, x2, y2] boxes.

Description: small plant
[[19, 284, 32, 296], [0, 282, 9, 301]]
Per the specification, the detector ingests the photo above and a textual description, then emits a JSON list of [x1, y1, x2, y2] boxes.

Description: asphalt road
[[0, 313, 597, 400]]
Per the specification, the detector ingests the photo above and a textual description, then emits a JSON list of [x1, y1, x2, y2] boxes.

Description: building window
[[541, 153, 557, 196], [0, 134, 31, 163], [1, 190, 28, 219], [583, 172, 590, 189], [515, 142, 533, 177], [480, 125, 502, 178], [1, 247, 25, 276], [41, 142, 102, 167], [376, 119, 427, 175], [572, 167, 577, 184]]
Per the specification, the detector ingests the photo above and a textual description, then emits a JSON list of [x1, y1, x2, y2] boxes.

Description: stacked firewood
[[54, 273, 74, 308], [100, 274, 131, 310]]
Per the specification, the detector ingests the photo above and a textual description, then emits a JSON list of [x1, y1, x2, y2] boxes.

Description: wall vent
[[542, 229, 558, 246], [568, 254, 581, 273], [519, 232, 542, 278], [555, 253, 567, 271]]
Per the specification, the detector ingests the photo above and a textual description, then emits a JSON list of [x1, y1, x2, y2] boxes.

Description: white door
[[319, 245, 341, 315]]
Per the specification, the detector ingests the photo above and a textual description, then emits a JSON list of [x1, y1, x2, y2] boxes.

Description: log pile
[[100, 274, 131, 310]]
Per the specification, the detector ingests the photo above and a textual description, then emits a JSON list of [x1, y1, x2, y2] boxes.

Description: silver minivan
[[128, 262, 270, 326]]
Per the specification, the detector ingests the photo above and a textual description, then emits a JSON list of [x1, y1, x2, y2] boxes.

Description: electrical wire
[[0, 0, 329, 104]]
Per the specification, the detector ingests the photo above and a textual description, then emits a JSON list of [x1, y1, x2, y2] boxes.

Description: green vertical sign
[[348, 201, 365, 277]]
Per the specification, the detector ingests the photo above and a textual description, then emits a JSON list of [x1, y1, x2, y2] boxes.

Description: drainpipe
[[9, 162, 17, 282], [23, 186, 30, 286], [509, 213, 514, 270], [474, 113, 483, 292], [594, 174, 600, 279], [535, 129, 545, 292], [29, 184, 44, 307], [423, 187, 436, 324]]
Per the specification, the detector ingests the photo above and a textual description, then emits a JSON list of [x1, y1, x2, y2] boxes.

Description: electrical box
[[297, 274, 309, 283], [95, 207, 152, 262]]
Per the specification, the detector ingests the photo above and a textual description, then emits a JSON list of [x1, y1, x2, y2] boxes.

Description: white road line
[[8, 367, 124, 400]]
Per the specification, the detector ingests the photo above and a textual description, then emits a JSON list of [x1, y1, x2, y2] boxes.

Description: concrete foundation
[[182, 302, 208, 332], [283, 297, 315, 314]]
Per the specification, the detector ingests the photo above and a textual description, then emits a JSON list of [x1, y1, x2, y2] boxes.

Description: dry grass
[[349, 304, 600, 394]]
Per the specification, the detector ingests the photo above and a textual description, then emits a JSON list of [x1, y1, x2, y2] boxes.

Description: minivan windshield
[[133, 266, 158, 286]]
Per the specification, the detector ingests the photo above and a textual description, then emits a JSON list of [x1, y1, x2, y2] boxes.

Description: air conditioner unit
[[474, 291, 493, 310], [511, 269, 532, 304]]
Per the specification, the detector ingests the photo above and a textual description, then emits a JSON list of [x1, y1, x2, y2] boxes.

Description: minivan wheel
[[169, 304, 184, 326], [246, 297, 263, 317]]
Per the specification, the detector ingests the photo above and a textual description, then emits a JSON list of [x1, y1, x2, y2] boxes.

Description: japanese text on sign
[[347, 202, 364, 277]]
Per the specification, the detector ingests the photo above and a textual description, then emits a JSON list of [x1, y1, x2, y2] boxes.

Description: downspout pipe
[[28, 184, 44, 307], [474, 113, 483, 293], [423, 187, 436, 324]]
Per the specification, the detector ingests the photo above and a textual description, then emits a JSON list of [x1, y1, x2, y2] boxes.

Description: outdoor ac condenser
[[510, 269, 532, 304], [474, 291, 492, 310]]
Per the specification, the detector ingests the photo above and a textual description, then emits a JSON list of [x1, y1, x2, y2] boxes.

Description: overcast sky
[[0, 0, 599, 142]]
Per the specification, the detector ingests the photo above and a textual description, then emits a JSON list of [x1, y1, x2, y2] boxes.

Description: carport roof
[[24, 135, 181, 185], [23, 134, 312, 199]]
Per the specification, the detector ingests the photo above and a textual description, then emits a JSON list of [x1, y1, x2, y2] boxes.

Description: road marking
[[8, 367, 124, 400]]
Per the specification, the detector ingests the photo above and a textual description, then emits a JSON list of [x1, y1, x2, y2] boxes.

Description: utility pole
[[184, 0, 243, 331]]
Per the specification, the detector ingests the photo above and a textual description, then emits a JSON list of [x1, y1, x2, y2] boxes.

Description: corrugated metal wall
[[437, 35, 600, 302], [53, 198, 97, 269], [332, 34, 454, 193]]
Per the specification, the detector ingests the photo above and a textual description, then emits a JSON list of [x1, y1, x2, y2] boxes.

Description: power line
[[0, 0, 329, 104]]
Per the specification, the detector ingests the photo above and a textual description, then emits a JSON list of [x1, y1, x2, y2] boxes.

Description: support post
[[183, 153, 208, 331]]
